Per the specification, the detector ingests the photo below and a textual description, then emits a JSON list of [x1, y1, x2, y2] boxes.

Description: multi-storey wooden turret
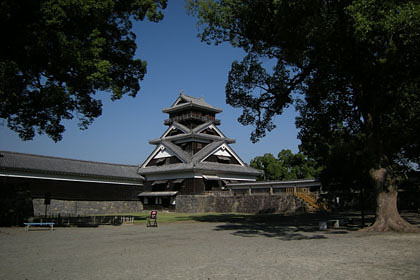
[[162, 93, 222, 128], [138, 93, 262, 209]]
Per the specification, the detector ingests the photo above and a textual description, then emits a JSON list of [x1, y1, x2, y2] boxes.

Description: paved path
[[1, 217, 420, 279]]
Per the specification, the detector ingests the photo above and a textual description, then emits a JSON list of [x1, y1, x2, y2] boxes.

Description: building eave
[[138, 162, 262, 177], [162, 103, 222, 114], [149, 133, 235, 145], [0, 172, 143, 186], [227, 179, 320, 189], [0, 151, 144, 183]]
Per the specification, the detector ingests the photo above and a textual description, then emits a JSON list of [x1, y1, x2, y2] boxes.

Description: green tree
[[0, 0, 167, 141], [188, 0, 420, 231], [250, 153, 281, 181], [250, 149, 321, 181]]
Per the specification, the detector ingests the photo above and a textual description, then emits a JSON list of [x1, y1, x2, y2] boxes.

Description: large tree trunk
[[362, 167, 419, 232]]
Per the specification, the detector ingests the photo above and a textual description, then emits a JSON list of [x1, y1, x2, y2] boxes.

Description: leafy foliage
[[250, 149, 321, 181], [187, 0, 420, 180], [0, 0, 167, 141]]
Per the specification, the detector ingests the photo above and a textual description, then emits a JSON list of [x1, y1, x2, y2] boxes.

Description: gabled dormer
[[161, 122, 190, 138], [201, 143, 243, 165], [141, 144, 184, 168], [195, 123, 225, 138]]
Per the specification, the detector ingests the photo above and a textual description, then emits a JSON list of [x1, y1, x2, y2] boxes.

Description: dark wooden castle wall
[[182, 178, 205, 194]]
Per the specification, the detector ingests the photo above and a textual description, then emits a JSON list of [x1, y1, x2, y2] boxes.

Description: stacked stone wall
[[33, 199, 143, 216], [176, 194, 306, 213]]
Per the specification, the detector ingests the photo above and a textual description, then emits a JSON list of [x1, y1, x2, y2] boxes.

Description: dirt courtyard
[[1, 213, 420, 280]]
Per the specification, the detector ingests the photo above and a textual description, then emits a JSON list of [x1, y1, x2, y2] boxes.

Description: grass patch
[[113, 212, 252, 224], [105, 211, 348, 226]]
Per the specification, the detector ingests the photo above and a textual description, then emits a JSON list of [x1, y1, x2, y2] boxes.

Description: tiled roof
[[194, 162, 263, 176], [0, 151, 143, 183], [138, 161, 262, 177], [149, 122, 235, 145], [140, 139, 225, 169], [161, 140, 192, 162], [171, 122, 190, 133], [162, 93, 222, 113], [138, 162, 194, 175], [190, 140, 225, 163], [150, 133, 235, 145]]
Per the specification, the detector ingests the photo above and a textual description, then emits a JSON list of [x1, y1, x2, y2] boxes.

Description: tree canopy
[[0, 0, 167, 141], [250, 149, 321, 181], [188, 0, 420, 231]]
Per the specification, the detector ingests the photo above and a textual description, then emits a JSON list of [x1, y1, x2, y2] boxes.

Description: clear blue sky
[[0, 2, 300, 165]]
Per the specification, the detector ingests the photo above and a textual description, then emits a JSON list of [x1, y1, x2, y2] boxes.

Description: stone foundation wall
[[176, 194, 306, 213], [33, 199, 143, 216]]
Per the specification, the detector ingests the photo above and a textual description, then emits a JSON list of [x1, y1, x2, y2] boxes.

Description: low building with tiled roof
[[0, 151, 143, 201]]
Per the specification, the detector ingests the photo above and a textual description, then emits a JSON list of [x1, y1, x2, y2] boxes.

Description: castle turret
[[137, 92, 263, 209], [162, 93, 222, 128]]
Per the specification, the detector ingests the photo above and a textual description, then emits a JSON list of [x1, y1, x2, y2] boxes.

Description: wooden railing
[[164, 114, 220, 125], [288, 187, 328, 211]]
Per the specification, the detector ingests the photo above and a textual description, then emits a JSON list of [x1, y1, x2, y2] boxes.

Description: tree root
[[360, 216, 420, 233]]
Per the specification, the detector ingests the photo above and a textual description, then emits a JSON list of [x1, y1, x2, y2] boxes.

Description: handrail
[[294, 191, 319, 209], [293, 188, 328, 211]]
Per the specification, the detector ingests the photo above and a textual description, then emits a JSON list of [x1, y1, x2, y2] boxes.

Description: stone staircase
[[287, 188, 328, 212]]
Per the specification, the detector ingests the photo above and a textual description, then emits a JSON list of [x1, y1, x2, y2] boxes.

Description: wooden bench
[[24, 222, 55, 231]]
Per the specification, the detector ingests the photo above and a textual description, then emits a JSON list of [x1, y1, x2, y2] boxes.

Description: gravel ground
[[1, 213, 420, 280]]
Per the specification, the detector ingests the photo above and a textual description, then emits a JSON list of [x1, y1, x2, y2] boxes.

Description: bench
[[24, 222, 55, 231]]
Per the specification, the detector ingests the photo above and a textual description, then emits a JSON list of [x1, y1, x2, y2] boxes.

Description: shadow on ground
[[401, 211, 420, 226], [188, 212, 377, 241]]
